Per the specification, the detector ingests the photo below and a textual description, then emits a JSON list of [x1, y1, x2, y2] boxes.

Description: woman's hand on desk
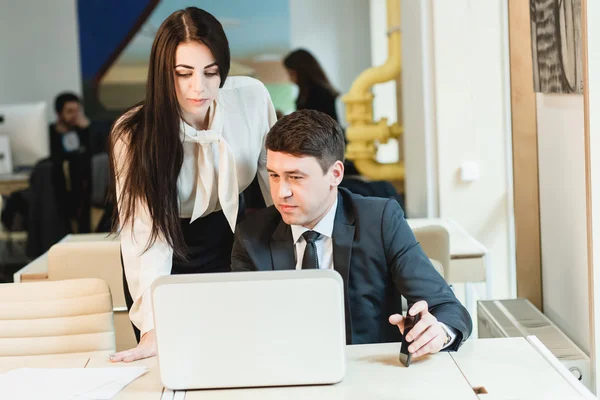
[[109, 329, 157, 362]]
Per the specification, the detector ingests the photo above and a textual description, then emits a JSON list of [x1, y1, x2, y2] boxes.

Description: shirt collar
[[291, 197, 338, 244]]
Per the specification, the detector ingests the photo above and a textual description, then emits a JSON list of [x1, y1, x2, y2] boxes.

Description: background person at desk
[[232, 110, 472, 355], [49, 92, 92, 233], [108, 7, 275, 362]]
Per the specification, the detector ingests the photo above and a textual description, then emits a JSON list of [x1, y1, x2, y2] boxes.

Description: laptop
[[151, 269, 346, 390]]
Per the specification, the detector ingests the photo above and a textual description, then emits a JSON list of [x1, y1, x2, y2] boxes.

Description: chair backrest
[[0, 278, 115, 356], [47, 240, 136, 351], [413, 225, 451, 279], [48, 240, 124, 307]]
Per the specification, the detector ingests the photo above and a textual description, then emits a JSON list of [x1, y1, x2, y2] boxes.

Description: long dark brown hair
[[283, 49, 338, 109], [108, 7, 230, 260]]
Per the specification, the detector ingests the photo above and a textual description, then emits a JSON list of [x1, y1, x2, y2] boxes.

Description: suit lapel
[[332, 190, 356, 344], [269, 219, 296, 270], [267, 190, 357, 343]]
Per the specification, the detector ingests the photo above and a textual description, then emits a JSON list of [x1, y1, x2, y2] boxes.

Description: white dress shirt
[[291, 199, 338, 271], [115, 76, 276, 335], [290, 196, 457, 348]]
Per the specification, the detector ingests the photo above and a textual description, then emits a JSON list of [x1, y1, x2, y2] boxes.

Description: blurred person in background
[[284, 48, 339, 122], [49, 92, 92, 233]]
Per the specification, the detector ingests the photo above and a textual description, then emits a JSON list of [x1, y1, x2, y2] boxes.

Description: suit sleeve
[[382, 200, 472, 350], [231, 225, 257, 271]]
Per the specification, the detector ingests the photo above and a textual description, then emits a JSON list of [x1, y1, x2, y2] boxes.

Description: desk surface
[[451, 337, 593, 400], [1, 339, 589, 399], [0, 351, 107, 374], [88, 343, 480, 400], [407, 218, 487, 259]]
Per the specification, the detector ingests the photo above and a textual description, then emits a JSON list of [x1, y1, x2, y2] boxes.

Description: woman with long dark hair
[[283, 48, 339, 121], [108, 7, 275, 362]]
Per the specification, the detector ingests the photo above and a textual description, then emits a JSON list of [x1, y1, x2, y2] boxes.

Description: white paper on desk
[[0, 366, 147, 399]]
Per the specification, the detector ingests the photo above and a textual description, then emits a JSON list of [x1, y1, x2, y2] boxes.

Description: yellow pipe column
[[342, 0, 404, 181]]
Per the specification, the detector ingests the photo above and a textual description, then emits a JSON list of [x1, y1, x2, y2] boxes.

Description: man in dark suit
[[232, 110, 472, 357], [49, 92, 92, 233]]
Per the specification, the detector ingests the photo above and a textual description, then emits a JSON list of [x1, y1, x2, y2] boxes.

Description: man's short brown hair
[[265, 109, 345, 173]]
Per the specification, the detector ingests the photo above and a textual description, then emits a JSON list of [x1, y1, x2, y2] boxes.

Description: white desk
[[86, 355, 164, 400], [1, 339, 588, 399], [451, 337, 594, 400], [88, 343, 480, 400], [0, 354, 86, 374]]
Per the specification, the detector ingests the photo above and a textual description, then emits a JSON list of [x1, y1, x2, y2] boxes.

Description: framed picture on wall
[[530, 0, 583, 94]]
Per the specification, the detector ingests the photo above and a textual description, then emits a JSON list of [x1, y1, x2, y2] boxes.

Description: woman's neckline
[[181, 100, 218, 132]]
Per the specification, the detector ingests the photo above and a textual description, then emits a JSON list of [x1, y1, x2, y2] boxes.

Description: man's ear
[[330, 160, 344, 186]]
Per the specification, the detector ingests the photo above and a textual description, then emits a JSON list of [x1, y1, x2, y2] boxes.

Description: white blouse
[[115, 76, 276, 336]]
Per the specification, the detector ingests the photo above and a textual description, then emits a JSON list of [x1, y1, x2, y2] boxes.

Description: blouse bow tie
[[182, 124, 239, 232]]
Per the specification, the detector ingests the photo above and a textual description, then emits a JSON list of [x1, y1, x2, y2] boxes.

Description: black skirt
[[122, 196, 245, 342]]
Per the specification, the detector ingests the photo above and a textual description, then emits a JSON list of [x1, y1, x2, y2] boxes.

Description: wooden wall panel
[[508, 0, 543, 310]]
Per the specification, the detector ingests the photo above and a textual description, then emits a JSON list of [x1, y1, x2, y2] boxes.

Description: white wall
[[405, 0, 514, 299], [400, 0, 438, 217], [0, 0, 82, 121], [537, 94, 589, 354], [585, 0, 600, 390], [289, 0, 372, 126], [397, 0, 515, 299]]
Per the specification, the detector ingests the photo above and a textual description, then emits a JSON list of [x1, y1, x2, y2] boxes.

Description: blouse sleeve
[[113, 134, 173, 337]]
